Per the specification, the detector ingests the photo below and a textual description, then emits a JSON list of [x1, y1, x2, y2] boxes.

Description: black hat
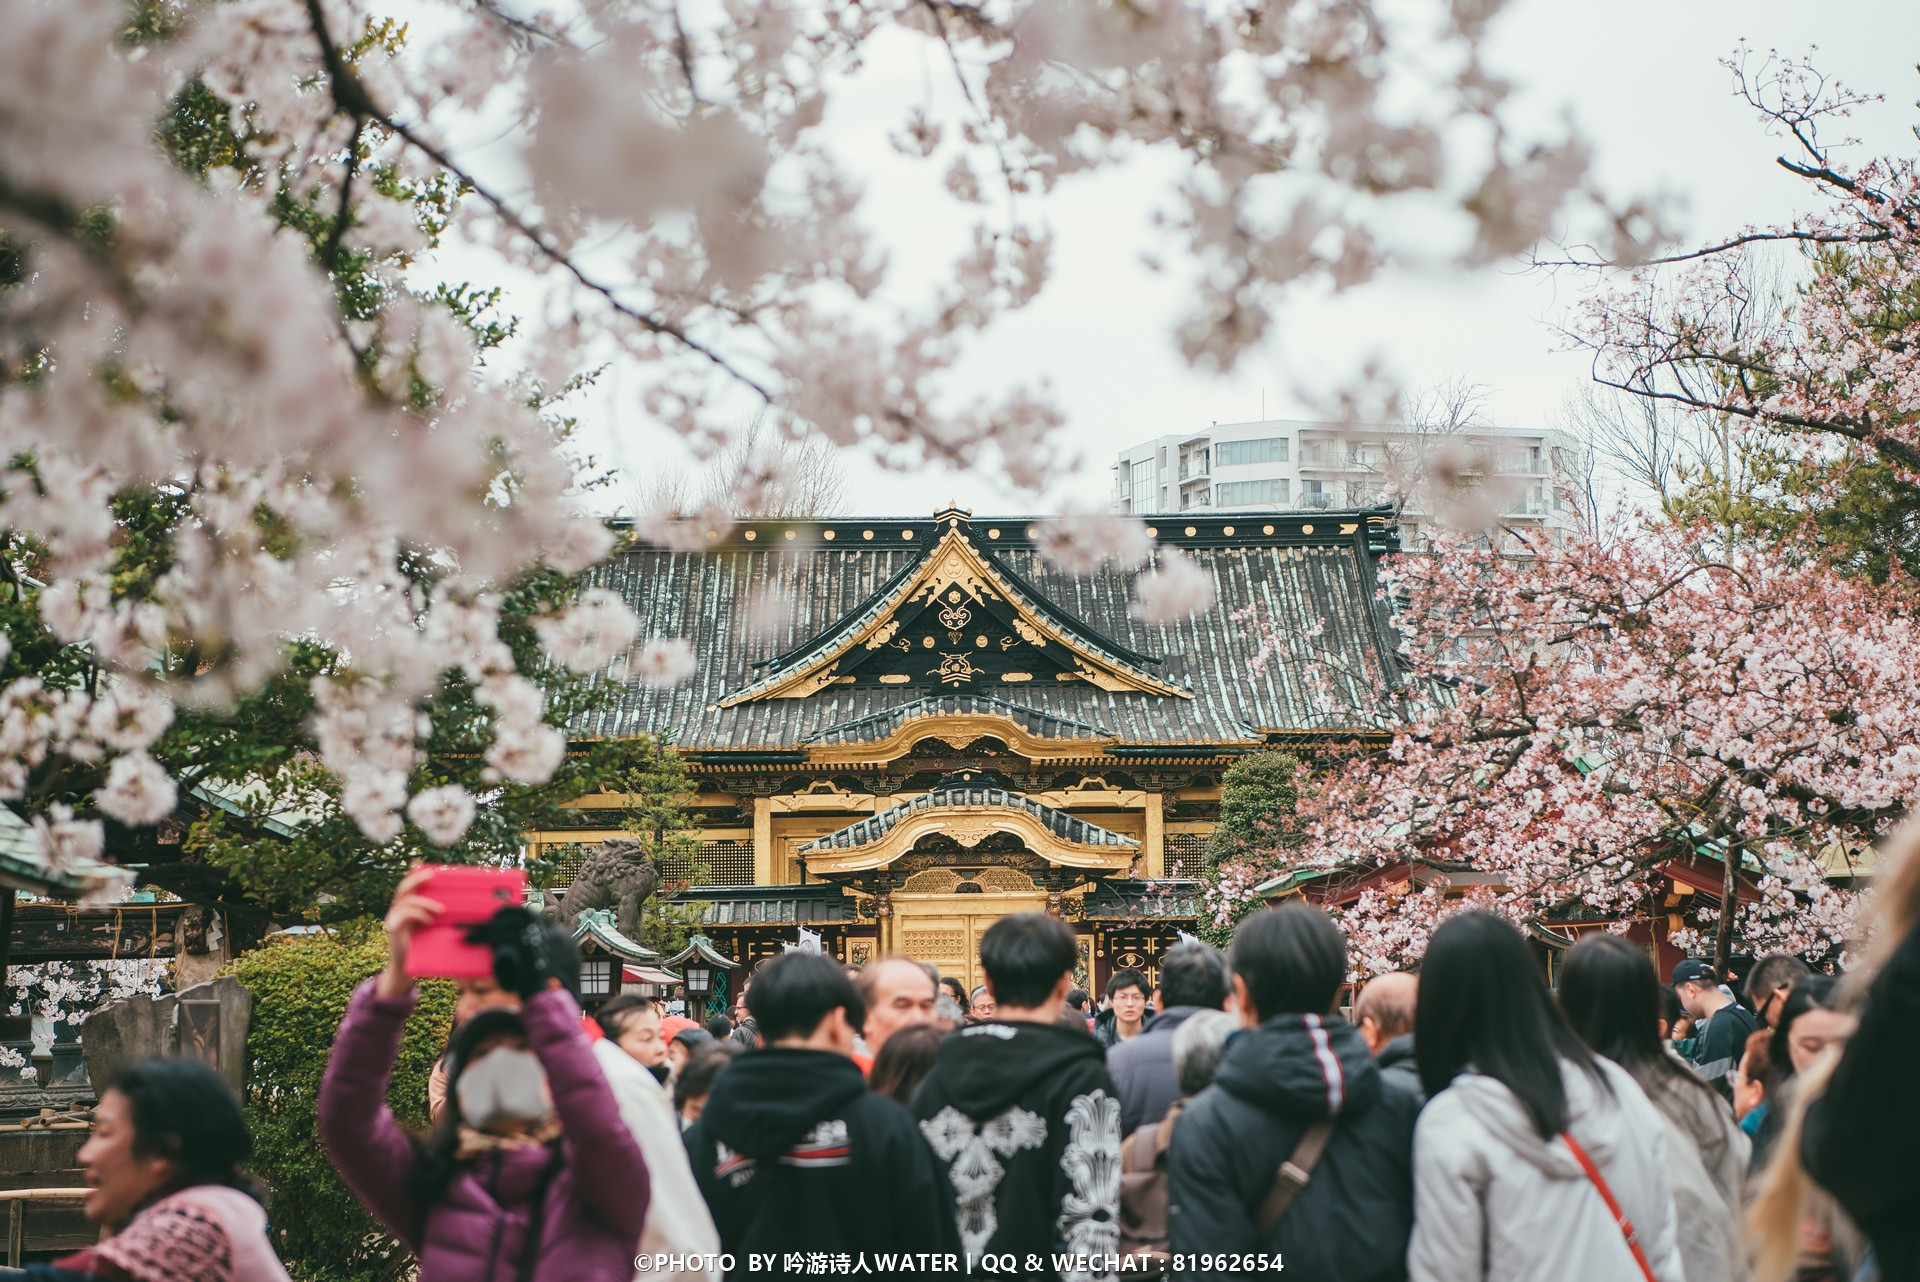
[[1669, 958, 1717, 988]]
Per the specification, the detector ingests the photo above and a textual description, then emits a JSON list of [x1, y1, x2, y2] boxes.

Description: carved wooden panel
[[903, 928, 967, 957]]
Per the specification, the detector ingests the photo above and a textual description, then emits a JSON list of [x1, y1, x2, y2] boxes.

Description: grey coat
[[1630, 1054, 1751, 1282]]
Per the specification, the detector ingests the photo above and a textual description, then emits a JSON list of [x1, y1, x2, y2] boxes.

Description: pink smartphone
[[405, 865, 528, 979]]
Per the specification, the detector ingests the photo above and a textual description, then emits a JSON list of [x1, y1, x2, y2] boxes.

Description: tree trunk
[[1713, 843, 1740, 975]]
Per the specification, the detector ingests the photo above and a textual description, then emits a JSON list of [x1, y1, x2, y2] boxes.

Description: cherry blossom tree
[[1567, 50, 1920, 499], [1229, 521, 1917, 975], [1214, 54, 1920, 976], [0, 0, 1625, 885]]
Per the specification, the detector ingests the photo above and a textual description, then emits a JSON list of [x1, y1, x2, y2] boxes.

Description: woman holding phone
[[319, 867, 651, 1282]]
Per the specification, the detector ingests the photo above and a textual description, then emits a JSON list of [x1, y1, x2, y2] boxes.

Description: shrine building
[[533, 506, 1401, 1014]]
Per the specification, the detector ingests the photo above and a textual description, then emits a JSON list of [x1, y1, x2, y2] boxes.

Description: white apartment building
[[1113, 417, 1587, 550]]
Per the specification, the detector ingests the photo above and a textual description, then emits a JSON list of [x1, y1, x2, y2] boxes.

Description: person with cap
[[666, 1026, 714, 1081], [1671, 958, 1756, 1103]]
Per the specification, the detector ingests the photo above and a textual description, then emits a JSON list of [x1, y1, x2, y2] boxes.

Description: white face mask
[[456, 1047, 552, 1130]]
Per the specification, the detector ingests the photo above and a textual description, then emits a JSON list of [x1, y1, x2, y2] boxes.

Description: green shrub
[[1197, 751, 1306, 949], [231, 928, 454, 1282]]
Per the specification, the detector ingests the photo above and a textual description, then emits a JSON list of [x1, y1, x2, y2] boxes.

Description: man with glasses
[[1742, 952, 1812, 1030]]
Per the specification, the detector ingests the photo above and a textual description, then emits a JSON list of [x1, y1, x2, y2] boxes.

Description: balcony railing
[[1301, 492, 1332, 509]]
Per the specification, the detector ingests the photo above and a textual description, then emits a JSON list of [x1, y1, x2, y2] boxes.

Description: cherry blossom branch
[[299, 0, 781, 406]]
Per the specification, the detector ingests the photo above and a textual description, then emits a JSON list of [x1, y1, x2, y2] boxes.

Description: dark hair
[[1106, 968, 1149, 1000], [1772, 973, 1840, 1080], [1229, 903, 1345, 1019], [1158, 940, 1230, 1009], [978, 913, 1078, 1009], [1415, 911, 1610, 1138], [939, 976, 969, 1009], [746, 952, 866, 1043], [869, 1023, 945, 1106], [1658, 983, 1684, 1032], [1559, 934, 1720, 1107], [412, 1008, 531, 1205], [675, 1042, 739, 1116], [596, 994, 656, 1041], [1740, 1026, 1778, 1095], [704, 1014, 734, 1040], [1743, 953, 1812, 1014], [106, 1059, 258, 1205], [1065, 988, 1090, 1012]]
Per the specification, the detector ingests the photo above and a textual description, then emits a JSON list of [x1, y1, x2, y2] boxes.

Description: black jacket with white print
[[911, 1019, 1122, 1281]]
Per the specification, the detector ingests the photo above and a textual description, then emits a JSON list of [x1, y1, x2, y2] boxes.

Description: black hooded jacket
[[1167, 1013, 1421, 1282], [911, 1019, 1122, 1279], [685, 1048, 960, 1277], [1375, 1032, 1424, 1101]]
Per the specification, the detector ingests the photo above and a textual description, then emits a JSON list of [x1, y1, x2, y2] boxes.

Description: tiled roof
[[571, 908, 660, 961], [679, 883, 856, 926], [1080, 878, 1204, 919], [571, 509, 1401, 749], [796, 778, 1138, 855], [663, 933, 740, 968]]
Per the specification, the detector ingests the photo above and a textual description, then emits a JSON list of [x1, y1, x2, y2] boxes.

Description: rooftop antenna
[[1261, 388, 1266, 420]]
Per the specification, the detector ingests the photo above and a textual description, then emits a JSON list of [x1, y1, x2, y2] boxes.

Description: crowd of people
[[10, 830, 1918, 1282]]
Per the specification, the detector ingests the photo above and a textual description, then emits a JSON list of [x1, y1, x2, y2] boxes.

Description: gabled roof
[[573, 507, 1404, 749], [571, 908, 660, 962], [718, 513, 1186, 704], [802, 694, 1113, 746], [663, 932, 741, 967], [797, 776, 1138, 857]]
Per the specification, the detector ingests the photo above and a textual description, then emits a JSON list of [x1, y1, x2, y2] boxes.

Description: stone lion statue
[[548, 837, 660, 942]]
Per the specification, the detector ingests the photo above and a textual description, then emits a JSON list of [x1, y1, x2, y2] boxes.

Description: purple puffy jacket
[[320, 981, 651, 1282]]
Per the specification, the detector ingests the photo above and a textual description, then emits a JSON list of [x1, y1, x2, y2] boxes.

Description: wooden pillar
[[752, 797, 774, 886], [0, 887, 13, 1007], [1144, 793, 1166, 879]]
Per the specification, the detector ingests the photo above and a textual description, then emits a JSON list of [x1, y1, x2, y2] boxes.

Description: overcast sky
[[513, 1, 1920, 519]]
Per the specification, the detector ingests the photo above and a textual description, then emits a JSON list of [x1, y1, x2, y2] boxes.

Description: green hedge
[[232, 930, 454, 1282]]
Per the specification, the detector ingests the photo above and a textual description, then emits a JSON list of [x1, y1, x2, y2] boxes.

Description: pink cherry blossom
[[1130, 549, 1217, 623], [407, 784, 478, 848]]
